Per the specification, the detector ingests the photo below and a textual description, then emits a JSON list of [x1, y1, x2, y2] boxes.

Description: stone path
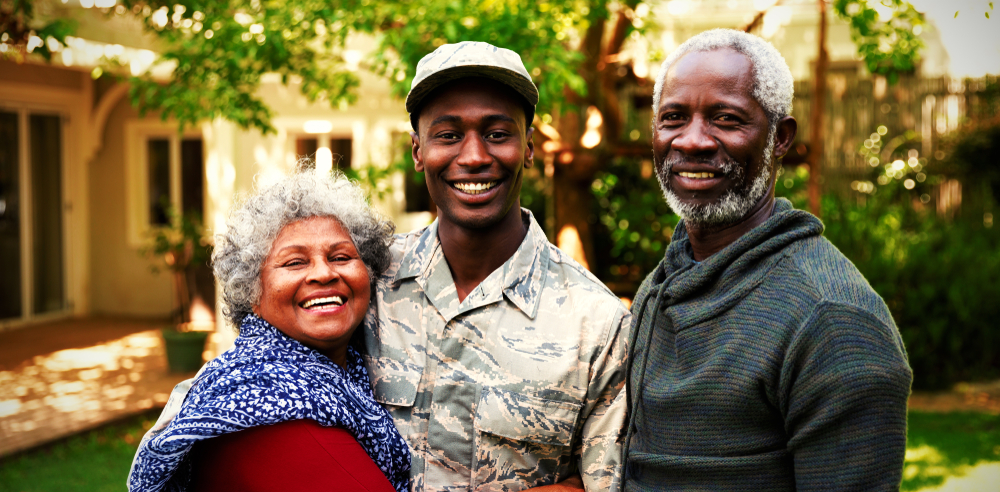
[[0, 318, 203, 457]]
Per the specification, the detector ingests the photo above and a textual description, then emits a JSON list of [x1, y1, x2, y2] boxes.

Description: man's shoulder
[[543, 241, 623, 306], [378, 228, 429, 280], [776, 235, 893, 326]]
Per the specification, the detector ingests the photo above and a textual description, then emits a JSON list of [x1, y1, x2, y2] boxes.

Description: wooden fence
[[790, 74, 1000, 185]]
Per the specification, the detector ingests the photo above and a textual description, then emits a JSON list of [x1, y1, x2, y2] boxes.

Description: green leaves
[[110, 0, 605, 133], [120, 0, 366, 133], [0, 1, 77, 63], [832, 0, 926, 85], [366, 0, 592, 116]]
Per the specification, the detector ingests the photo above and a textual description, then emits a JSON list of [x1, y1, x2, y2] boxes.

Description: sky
[[909, 0, 1000, 77]]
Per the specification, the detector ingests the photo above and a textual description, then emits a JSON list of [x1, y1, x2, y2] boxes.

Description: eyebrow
[[659, 102, 750, 114], [429, 115, 462, 127], [428, 113, 519, 127], [272, 240, 355, 255]]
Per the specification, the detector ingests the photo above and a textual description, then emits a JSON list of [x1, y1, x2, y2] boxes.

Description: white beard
[[656, 126, 776, 227]]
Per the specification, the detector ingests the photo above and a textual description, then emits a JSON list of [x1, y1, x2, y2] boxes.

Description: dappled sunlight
[[903, 411, 1000, 491], [0, 330, 192, 457], [904, 444, 951, 486], [907, 460, 1000, 492]]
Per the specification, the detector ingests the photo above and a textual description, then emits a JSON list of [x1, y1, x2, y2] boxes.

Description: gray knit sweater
[[623, 198, 912, 491]]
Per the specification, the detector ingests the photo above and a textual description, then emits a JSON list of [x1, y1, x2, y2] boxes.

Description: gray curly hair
[[652, 29, 794, 124], [212, 171, 395, 329]]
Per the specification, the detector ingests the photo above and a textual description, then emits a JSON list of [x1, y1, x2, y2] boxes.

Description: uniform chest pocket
[[365, 355, 422, 407], [474, 386, 581, 447]]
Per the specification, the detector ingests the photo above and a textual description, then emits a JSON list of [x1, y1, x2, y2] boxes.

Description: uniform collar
[[392, 209, 549, 320]]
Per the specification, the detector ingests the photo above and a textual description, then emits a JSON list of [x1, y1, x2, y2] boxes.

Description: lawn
[[0, 410, 997, 491], [902, 411, 1000, 491], [0, 410, 159, 492]]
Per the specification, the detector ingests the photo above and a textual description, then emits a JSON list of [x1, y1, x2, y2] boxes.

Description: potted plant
[[143, 206, 214, 373]]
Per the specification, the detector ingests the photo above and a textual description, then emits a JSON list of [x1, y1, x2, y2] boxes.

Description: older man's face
[[652, 49, 775, 226]]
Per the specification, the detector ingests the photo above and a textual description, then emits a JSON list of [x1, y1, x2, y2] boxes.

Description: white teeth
[[453, 181, 498, 194], [678, 172, 717, 179], [302, 296, 344, 309]]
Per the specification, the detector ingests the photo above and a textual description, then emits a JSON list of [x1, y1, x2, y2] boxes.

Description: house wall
[[88, 96, 173, 317]]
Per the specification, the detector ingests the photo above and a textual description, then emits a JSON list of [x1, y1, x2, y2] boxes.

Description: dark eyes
[[658, 113, 742, 125], [280, 255, 352, 268], [433, 130, 511, 140]]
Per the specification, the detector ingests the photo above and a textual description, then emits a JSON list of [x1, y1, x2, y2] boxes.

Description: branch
[[742, 0, 783, 32]]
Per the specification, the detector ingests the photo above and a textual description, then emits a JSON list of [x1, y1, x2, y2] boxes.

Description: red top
[[189, 419, 397, 492]]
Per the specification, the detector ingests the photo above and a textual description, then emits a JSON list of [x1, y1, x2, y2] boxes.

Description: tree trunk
[[550, 2, 636, 270], [807, 0, 829, 217]]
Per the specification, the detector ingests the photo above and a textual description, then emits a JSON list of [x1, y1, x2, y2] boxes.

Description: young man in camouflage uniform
[[364, 42, 629, 491], [135, 42, 629, 491]]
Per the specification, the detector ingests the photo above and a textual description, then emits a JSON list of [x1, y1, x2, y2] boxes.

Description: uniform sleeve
[[780, 301, 912, 491], [576, 302, 632, 492]]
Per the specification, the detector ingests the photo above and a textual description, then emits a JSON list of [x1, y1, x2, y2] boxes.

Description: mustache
[[660, 155, 740, 175]]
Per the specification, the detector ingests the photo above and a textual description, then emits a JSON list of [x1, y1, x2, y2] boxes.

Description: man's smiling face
[[652, 48, 777, 226], [412, 78, 534, 231]]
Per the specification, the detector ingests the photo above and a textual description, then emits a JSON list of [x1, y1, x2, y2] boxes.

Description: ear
[[771, 116, 798, 160], [524, 127, 535, 168], [411, 131, 424, 172]]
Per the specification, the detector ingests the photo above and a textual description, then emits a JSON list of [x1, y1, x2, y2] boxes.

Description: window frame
[[124, 120, 204, 247]]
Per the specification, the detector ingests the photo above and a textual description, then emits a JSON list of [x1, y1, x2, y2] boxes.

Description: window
[[125, 122, 204, 245], [294, 136, 352, 169], [146, 137, 204, 226]]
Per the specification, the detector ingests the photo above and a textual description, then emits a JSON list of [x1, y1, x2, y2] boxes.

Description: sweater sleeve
[[779, 301, 912, 491]]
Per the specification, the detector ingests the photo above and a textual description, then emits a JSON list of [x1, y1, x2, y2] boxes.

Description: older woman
[[128, 172, 408, 492]]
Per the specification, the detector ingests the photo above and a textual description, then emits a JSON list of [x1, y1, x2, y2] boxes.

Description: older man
[[622, 30, 912, 490], [366, 42, 628, 492]]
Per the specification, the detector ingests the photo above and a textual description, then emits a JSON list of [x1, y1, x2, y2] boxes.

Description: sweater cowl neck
[[659, 198, 824, 303]]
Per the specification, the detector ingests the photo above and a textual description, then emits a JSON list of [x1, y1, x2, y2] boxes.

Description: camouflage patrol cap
[[404, 41, 539, 114]]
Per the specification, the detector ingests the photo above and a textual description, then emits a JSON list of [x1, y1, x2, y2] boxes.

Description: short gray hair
[[652, 29, 794, 124], [212, 171, 395, 329]]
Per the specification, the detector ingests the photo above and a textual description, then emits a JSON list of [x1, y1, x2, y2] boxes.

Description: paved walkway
[[0, 318, 204, 457]]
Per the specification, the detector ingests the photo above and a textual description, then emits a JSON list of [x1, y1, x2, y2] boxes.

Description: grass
[[0, 410, 997, 491], [0, 410, 159, 492], [902, 411, 1000, 491]]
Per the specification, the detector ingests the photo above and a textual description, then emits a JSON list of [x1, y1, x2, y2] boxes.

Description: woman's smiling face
[[254, 216, 370, 366]]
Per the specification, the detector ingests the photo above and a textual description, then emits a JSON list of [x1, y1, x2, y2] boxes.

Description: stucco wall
[[88, 97, 173, 316]]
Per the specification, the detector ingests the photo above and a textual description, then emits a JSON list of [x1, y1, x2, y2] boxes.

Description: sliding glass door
[[0, 110, 66, 323]]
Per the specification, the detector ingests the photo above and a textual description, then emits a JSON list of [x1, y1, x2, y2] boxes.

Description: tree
[[2, 0, 925, 269], [0, 0, 75, 62], [87, 0, 647, 268]]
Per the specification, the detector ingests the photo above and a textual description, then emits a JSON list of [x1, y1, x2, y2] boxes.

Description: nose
[[671, 117, 719, 156], [306, 259, 338, 284], [455, 132, 493, 168]]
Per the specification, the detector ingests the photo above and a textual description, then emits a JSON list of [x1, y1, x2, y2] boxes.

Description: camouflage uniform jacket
[[364, 210, 630, 492]]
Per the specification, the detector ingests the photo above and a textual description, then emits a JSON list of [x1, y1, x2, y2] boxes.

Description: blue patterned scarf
[[128, 314, 411, 492]]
